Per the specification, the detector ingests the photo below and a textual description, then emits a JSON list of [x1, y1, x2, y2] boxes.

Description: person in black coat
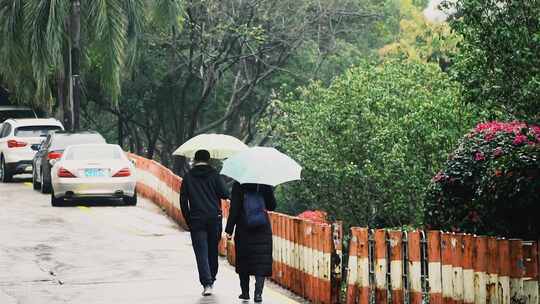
[[225, 182, 276, 303], [180, 150, 229, 296]]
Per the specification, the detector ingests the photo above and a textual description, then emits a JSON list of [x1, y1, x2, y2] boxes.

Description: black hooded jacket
[[180, 164, 229, 231]]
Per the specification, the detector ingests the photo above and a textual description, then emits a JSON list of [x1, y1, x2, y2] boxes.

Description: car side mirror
[[31, 144, 41, 151]]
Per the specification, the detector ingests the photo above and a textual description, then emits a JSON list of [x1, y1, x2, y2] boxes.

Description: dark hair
[[194, 150, 210, 162]]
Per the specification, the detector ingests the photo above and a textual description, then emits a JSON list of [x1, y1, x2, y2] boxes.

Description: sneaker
[[202, 285, 213, 296], [238, 293, 250, 301], [254, 294, 262, 303]]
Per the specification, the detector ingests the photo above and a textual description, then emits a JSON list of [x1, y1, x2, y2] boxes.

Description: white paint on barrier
[[375, 258, 387, 288], [390, 260, 403, 290], [347, 255, 358, 284], [428, 262, 442, 293], [358, 257, 370, 288], [463, 269, 474, 303], [473, 271, 487, 304], [453, 266, 464, 301], [442, 264, 453, 298], [499, 275, 510, 304], [409, 261, 422, 293], [523, 280, 539, 304]]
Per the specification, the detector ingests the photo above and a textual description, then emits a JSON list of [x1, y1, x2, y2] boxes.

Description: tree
[[261, 59, 477, 228], [0, 0, 150, 129], [443, 0, 540, 119], [379, 0, 460, 70]]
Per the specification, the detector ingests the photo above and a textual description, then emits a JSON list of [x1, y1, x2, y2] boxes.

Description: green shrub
[[425, 121, 540, 239]]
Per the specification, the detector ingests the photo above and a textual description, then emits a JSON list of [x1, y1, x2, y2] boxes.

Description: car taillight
[[58, 167, 76, 178], [48, 151, 63, 160], [7, 140, 27, 148], [113, 168, 131, 177]]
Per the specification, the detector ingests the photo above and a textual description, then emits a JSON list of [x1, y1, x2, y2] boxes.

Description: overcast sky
[[423, 0, 449, 22]]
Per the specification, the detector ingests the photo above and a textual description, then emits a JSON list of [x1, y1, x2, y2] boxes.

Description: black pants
[[190, 219, 222, 286], [239, 274, 265, 296]]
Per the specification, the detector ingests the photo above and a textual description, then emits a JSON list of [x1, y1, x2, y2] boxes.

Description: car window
[[65, 145, 122, 161], [0, 124, 5, 138], [0, 110, 36, 122], [51, 134, 106, 150], [14, 125, 62, 138], [1, 124, 12, 137]]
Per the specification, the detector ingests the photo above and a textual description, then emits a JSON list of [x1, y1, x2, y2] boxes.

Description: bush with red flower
[[425, 121, 540, 239]]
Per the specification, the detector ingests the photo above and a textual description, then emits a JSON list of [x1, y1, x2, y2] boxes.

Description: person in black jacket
[[225, 182, 276, 303], [180, 150, 229, 296]]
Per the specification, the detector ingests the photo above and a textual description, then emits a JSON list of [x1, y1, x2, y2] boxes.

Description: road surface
[[0, 176, 304, 304]]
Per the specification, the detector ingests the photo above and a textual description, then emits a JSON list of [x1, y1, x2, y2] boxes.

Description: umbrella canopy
[[172, 134, 248, 159], [220, 147, 302, 186]]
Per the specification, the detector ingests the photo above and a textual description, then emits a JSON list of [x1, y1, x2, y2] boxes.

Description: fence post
[[408, 230, 422, 304], [509, 239, 525, 302], [374, 229, 388, 304], [473, 236, 488, 304], [452, 234, 464, 304], [487, 237, 499, 304], [462, 234, 474, 304], [388, 230, 404, 304], [498, 239, 511, 304], [441, 232, 454, 304], [428, 231, 443, 304], [523, 241, 539, 304]]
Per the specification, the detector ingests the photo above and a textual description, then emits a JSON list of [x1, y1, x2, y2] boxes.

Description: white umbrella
[[220, 147, 302, 186], [172, 134, 248, 159]]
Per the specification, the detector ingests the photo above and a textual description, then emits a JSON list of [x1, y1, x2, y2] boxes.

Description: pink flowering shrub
[[425, 121, 540, 238]]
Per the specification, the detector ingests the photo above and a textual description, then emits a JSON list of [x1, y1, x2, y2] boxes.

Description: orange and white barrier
[[128, 154, 539, 304], [345, 229, 540, 304], [128, 153, 188, 229]]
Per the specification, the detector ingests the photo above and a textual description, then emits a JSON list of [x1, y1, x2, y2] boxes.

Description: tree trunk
[[70, 0, 81, 131]]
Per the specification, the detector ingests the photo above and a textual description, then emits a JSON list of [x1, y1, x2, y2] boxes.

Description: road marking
[[77, 206, 90, 212], [23, 182, 32, 187]]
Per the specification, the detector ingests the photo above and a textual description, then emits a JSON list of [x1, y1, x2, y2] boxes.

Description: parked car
[[32, 131, 106, 193], [0, 118, 64, 182], [0, 106, 38, 123], [50, 144, 137, 207]]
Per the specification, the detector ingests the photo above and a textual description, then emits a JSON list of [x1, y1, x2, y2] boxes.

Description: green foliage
[[262, 59, 476, 228], [379, 0, 460, 69], [443, 0, 540, 119], [425, 122, 540, 239]]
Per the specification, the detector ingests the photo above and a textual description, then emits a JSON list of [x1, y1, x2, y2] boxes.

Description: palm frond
[[122, 0, 145, 68], [152, 0, 183, 32], [88, 0, 129, 103]]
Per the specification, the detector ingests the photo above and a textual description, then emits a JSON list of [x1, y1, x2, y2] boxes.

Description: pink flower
[[433, 171, 446, 182], [484, 133, 495, 141], [493, 147, 504, 158], [474, 152, 485, 161], [513, 134, 527, 145]]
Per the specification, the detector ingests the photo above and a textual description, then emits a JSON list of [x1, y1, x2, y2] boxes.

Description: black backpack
[[243, 190, 269, 228]]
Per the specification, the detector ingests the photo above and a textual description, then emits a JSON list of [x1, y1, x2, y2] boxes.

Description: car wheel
[[0, 156, 13, 183], [123, 192, 137, 206], [40, 170, 51, 194], [32, 169, 40, 190], [51, 191, 64, 207]]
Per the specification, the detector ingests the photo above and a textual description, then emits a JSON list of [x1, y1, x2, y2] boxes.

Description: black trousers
[[190, 219, 222, 286], [239, 274, 265, 296]]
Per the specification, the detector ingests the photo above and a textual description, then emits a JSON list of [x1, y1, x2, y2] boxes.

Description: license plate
[[84, 168, 106, 177]]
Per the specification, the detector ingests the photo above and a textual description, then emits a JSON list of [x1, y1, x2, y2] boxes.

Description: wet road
[[0, 177, 303, 304]]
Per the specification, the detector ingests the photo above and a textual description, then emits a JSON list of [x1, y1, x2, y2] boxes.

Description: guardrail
[[345, 229, 539, 304], [129, 153, 539, 303]]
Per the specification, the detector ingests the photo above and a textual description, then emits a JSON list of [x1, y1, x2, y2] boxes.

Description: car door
[[34, 135, 51, 181], [0, 123, 12, 157]]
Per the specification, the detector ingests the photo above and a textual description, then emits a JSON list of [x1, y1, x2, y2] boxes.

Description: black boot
[[239, 274, 250, 301], [254, 276, 265, 303]]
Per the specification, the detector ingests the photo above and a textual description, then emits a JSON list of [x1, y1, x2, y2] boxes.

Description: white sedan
[[50, 144, 137, 207]]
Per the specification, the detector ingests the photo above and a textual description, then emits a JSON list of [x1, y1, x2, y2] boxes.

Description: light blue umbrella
[[220, 147, 302, 186]]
